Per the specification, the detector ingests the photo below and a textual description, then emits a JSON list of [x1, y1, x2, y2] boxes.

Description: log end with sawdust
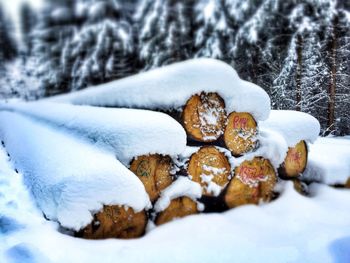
[[77, 205, 147, 239], [130, 154, 173, 202], [155, 197, 198, 226], [224, 112, 258, 156], [182, 92, 227, 143], [225, 157, 277, 208], [278, 140, 308, 179], [187, 146, 231, 197]]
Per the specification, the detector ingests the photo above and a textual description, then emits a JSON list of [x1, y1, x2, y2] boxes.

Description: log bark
[[77, 205, 147, 239], [225, 157, 276, 208], [130, 154, 173, 202], [182, 92, 227, 142], [345, 178, 350, 189], [293, 179, 309, 196], [155, 197, 198, 226], [278, 140, 308, 179], [224, 112, 258, 156], [187, 146, 231, 196]]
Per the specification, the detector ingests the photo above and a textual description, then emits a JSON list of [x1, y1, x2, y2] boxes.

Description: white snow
[[303, 136, 350, 185], [231, 128, 288, 169], [260, 110, 320, 147], [153, 177, 202, 213], [49, 58, 271, 121], [0, 112, 150, 231], [0, 102, 187, 165], [2, 175, 350, 263]]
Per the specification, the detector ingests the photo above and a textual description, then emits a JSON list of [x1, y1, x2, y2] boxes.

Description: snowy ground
[[1, 137, 349, 263], [303, 136, 350, 185]]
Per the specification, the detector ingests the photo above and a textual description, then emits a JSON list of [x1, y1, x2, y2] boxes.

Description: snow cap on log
[[260, 110, 320, 147], [50, 58, 271, 121], [153, 177, 202, 213], [0, 112, 151, 231], [0, 102, 187, 165]]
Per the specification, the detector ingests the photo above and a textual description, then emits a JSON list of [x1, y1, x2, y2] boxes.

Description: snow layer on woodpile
[[303, 136, 350, 185], [49, 58, 271, 121], [0, 112, 150, 231], [153, 177, 202, 213], [235, 128, 288, 169], [0, 102, 187, 165], [260, 110, 320, 147]]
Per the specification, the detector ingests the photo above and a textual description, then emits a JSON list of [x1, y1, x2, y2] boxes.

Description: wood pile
[[77, 92, 288, 239]]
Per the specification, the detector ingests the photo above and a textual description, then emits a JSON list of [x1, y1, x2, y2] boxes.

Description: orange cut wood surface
[[182, 92, 227, 142], [79, 205, 147, 239], [188, 146, 231, 196], [280, 140, 308, 178], [224, 112, 257, 156], [130, 154, 173, 202], [155, 197, 198, 226], [225, 157, 276, 208]]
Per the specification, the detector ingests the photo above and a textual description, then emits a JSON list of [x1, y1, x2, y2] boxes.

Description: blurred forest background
[[0, 0, 349, 135]]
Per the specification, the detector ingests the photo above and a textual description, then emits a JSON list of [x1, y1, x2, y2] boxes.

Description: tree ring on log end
[[78, 205, 147, 239], [130, 154, 173, 202], [182, 92, 227, 142], [279, 140, 308, 178], [155, 197, 198, 226], [188, 146, 231, 196], [224, 112, 258, 156], [225, 157, 276, 208]]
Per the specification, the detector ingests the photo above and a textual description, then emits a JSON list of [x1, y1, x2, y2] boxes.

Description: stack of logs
[[78, 92, 309, 239]]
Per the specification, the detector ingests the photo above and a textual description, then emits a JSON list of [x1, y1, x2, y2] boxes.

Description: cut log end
[[345, 178, 350, 189], [78, 206, 147, 239], [225, 157, 277, 208], [224, 112, 258, 156], [155, 197, 198, 226], [130, 154, 173, 202], [188, 146, 231, 196], [182, 92, 227, 142], [279, 140, 308, 178]]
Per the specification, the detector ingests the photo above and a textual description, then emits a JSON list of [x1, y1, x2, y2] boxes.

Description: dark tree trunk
[[327, 16, 338, 134], [296, 34, 303, 111]]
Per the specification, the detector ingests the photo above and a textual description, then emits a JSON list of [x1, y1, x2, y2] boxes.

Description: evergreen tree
[[332, 3, 350, 135], [67, 0, 136, 90], [20, 2, 37, 55], [0, 4, 17, 65], [136, 0, 195, 70], [193, 0, 230, 59], [30, 0, 76, 96], [30, 0, 137, 95]]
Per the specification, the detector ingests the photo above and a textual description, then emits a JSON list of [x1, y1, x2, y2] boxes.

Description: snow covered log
[[155, 197, 198, 226], [260, 110, 320, 147], [129, 154, 174, 203], [224, 157, 277, 208], [187, 146, 232, 197], [0, 112, 150, 231], [292, 179, 309, 196], [182, 92, 227, 142], [0, 102, 186, 165], [346, 178, 350, 188], [260, 110, 320, 178], [153, 177, 202, 226], [77, 205, 147, 239], [49, 58, 271, 122], [224, 112, 258, 156], [279, 140, 308, 179]]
